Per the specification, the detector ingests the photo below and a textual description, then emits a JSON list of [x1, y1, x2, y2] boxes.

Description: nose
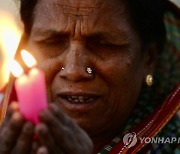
[[59, 44, 94, 82]]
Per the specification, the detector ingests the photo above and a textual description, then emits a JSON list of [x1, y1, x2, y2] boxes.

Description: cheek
[[35, 57, 62, 101], [28, 44, 62, 81], [101, 55, 144, 113]]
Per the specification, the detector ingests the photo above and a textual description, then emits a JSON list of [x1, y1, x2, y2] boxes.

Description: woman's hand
[[35, 104, 93, 154], [0, 102, 34, 154]]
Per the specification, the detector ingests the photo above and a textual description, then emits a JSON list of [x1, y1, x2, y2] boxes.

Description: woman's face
[[28, 0, 148, 138]]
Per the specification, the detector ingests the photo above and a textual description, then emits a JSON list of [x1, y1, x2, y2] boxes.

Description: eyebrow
[[32, 28, 130, 44], [86, 32, 120, 39], [86, 32, 131, 44], [32, 29, 69, 38]]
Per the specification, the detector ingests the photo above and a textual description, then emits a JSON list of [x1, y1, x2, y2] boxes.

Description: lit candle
[[11, 50, 47, 124]]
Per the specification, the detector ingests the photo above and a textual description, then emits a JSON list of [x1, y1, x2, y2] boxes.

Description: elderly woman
[[0, 0, 179, 153]]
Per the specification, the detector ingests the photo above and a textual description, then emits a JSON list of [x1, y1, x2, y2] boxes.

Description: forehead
[[32, 0, 133, 38], [34, 0, 127, 18], [34, 0, 127, 21], [49, 0, 101, 20], [52, 0, 101, 7], [36, 0, 124, 10]]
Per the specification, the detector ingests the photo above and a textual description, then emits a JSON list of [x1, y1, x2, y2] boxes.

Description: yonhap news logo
[[123, 132, 137, 148], [123, 132, 180, 148]]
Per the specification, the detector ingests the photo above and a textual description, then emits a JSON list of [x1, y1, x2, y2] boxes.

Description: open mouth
[[58, 94, 100, 104]]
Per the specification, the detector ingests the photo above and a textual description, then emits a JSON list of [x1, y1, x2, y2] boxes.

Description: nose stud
[[87, 67, 93, 74], [60, 66, 93, 75]]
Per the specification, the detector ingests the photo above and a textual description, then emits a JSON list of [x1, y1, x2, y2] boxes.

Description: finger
[[47, 104, 84, 139], [37, 146, 48, 154], [9, 101, 19, 111], [12, 122, 34, 154], [48, 104, 71, 125], [0, 112, 24, 153], [35, 123, 62, 154], [40, 107, 93, 154], [48, 104, 80, 135], [7, 102, 19, 118], [31, 141, 40, 154], [1, 102, 19, 128], [39, 109, 80, 152]]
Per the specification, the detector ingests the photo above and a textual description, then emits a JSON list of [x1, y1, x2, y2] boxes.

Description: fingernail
[[23, 122, 34, 133], [49, 103, 58, 113], [39, 109, 50, 121], [10, 102, 19, 110], [12, 112, 23, 122], [38, 146, 48, 154], [10, 112, 24, 128], [36, 123, 47, 135]]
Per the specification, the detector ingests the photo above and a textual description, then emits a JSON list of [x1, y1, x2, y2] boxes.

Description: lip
[[57, 91, 102, 112]]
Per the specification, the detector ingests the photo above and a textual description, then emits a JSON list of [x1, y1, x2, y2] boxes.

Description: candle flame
[[0, 11, 23, 89], [21, 50, 37, 68], [10, 60, 24, 78]]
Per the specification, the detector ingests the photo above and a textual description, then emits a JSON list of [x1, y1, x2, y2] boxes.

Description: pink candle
[[15, 67, 47, 124], [11, 50, 48, 124]]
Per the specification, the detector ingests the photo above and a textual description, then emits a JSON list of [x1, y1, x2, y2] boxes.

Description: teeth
[[79, 96, 84, 102], [67, 97, 73, 102], [72, 96, 78, 99], [74, 99, 79, 103], [65, 95, 95, 103]]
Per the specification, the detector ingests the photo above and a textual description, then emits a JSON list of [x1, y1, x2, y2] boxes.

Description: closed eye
[[37, 35, 69, 45], [87, 38, 128, 50], [33, 36, 69, 58]]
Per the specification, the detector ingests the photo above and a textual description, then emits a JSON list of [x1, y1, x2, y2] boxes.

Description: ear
[[143, 43, 158, 78]]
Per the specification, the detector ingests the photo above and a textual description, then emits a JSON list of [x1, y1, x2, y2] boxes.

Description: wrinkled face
[[28, 0, 147, 138]]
